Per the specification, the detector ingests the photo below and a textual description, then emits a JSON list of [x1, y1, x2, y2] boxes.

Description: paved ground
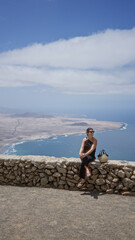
[[0, 185, 135, 240]]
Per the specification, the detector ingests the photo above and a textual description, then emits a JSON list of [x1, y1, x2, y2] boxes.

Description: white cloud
[[0, 28, 135, 94]]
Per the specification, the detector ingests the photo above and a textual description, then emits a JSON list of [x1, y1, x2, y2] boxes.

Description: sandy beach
[[0, 113, 123, 151]]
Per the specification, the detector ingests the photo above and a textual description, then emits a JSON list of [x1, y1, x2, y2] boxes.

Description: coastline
[[0, 121, 127, 155], [0, 113, 124, 154]]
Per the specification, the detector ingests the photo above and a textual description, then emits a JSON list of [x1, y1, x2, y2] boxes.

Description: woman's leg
[[78, 156, 94, 180]]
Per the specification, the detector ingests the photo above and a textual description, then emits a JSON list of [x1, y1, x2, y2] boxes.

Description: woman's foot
[[77, 180, 85, 188]]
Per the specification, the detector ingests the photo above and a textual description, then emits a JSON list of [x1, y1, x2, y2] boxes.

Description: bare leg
[[85, 166, 91, 177]]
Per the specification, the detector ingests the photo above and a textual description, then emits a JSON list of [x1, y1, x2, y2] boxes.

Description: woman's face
[[87, 129, 95, 136]]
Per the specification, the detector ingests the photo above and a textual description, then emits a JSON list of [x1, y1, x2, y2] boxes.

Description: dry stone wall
[[0, 155, 135, 195]]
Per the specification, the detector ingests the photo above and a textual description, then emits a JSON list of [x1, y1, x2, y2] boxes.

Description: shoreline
[[0, 122, 127, 155]]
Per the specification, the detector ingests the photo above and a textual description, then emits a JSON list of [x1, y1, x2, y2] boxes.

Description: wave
[[120, 122, 128, 130]]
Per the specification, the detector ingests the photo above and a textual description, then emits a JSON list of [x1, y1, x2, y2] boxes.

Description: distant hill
[[0, 107, 55, 118], [70, 122, 89, 126], [10, 112, 55, 118]]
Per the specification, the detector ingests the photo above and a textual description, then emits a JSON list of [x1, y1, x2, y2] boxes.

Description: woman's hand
[[79, 153, 86, 159]]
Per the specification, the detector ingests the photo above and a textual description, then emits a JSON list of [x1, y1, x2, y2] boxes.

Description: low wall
[[0, 155, 135, 195]]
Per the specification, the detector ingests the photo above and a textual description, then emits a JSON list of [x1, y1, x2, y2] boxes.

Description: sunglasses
[[89, 131, 95, 133]]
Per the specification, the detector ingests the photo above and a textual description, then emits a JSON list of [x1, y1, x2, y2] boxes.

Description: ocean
[[1, 109, 135, 162]]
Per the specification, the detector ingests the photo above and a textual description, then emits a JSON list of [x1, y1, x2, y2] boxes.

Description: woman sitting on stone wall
[[77, 128, 97, 188]]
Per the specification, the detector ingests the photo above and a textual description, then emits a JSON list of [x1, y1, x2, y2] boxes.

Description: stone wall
[[0, 155, 135, 195]]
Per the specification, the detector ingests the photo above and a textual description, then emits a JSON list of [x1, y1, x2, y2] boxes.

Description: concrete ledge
[[0, 154, 135, 195]]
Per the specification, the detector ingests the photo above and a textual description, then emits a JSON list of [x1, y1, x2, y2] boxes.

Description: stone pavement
[[0, 185, 135, 240]]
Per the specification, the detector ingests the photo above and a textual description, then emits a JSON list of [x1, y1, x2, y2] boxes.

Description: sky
[[0, 0, 135, 120]]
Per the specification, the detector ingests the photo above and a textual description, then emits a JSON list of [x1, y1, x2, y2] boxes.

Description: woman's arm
[[84, 138, 97, 157], [79, 138, 86, 159]]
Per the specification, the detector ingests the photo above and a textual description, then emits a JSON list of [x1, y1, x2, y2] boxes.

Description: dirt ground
[[0, 185, 135, 240]]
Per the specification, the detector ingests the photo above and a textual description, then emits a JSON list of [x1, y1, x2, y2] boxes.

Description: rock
[[125, 171, 132, 178], [111, 182, 117, 189], [13, 165, 18, 171], [95, 185, 101, 191], [123, 167, 132, 172], [116, 183, 123, 190], [99, 169, 107, 175], [96, 178, 105, 185], [61, 176, 66, 180], [53, 172, 61, 178], [64, 185, 69, 190], [131, 175, 135, 180], [114, 190, 119, 194], [66, 178, 77, 184], [46, 164, 55, 169], [107, 175, 113, 181], [33, 179, 37, 185], [39, 173, 45, 178], [0, 176, 4, 181], [92, 169, 99, 175], [133, 170, 135, 175], [91, 175, 98, 181], [57, 166, 67, 174], [122, 178, 134, 188], [49, 176, 54, 182], [72, 167, 78, 173], [67, 174, 73, 179], [67, 171, 74, 175], [67, 181, 75, 187], [27, 182, 33, 187], [117, 170, 125, 178], [4, 161, 10, 166], [110, 172, 117, 178], [25, 178, 29, 183], [6, 174, 16, 180], [44, 169, 52, 176], [106, 189, 113, 194], [58, 185, 64, 189], [86, 184, 94, 190], [99, 174, 106, 178], [53, 182, 58, 188], [122, 191, 135, 196], [67, 166, 72, 171], [41, 177, 48, 186], [113, 178, 119, 183], [114, 169, 119, 175], [38, 164, 45, 170], [101, 185, 108, 191], [16, 176, 21, 181], [58, 180, 65, 185], [31, 166, 37, 172], [25, 164, 31, 168], [74, 175, 80, 181]]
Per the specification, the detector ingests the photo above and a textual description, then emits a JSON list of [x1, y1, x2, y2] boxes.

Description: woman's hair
[[86, 128, 94, 136]]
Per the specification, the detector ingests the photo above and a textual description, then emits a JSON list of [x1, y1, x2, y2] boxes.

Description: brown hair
[[86, 128, 94, 136]]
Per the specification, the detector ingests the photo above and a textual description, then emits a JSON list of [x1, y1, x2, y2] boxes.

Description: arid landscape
[[0, 113, 123, 151]]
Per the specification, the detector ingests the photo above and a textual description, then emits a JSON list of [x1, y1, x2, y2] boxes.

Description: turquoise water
[[2, 122, 135, 162]]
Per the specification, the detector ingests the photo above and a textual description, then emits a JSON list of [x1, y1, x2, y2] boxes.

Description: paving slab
[[0, 185, 135, 240]]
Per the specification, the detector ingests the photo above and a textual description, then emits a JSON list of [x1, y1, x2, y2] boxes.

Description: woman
[[77, 128, 97, 188]]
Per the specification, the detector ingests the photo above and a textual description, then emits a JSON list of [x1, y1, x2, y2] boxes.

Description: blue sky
[[0, 0, 135, 120]]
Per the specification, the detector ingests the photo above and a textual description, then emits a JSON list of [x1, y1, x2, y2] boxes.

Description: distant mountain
[[70, 122, 89, 126], [11, 112, 55, 118], [0, 107, 55, 118]]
